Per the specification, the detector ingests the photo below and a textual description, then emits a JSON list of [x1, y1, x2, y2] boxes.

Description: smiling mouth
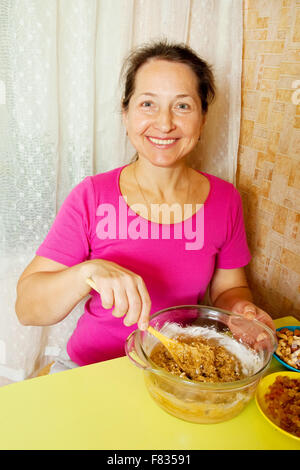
[[147, 136, 178, 146]]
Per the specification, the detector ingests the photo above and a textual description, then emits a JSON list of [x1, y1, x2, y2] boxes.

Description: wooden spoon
[[147, 325, 181, 350], [147, 325, 202, 376]]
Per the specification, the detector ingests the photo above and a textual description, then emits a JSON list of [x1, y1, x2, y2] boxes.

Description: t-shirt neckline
[[116, 163, 212, 226]]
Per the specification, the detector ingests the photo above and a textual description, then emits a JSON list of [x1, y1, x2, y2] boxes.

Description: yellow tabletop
[[0, 316, 299, 450]]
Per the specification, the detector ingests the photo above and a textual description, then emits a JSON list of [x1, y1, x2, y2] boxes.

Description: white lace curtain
[[0, 0, 243, 385]]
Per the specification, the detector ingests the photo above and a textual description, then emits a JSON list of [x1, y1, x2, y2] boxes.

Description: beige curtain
[[0, 0, 243, 385]]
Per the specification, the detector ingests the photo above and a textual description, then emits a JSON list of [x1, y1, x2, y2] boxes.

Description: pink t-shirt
[[36, 164, 251, 366]]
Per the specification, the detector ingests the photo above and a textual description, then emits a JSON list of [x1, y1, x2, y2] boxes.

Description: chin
[[145, 154, 184, 168]]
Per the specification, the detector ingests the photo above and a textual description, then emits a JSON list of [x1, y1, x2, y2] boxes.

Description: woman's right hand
[[81, 259, 152, 331]]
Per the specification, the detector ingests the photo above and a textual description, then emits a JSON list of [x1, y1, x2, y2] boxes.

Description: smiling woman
[[15, 39, 275, 374], [122, 60, 205, 167]]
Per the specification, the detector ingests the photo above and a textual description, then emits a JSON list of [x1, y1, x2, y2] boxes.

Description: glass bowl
[[125, 305, 277, 424]]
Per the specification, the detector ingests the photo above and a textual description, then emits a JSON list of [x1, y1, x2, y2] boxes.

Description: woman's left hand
[[231, 300, 276, 331], [227, 300, 276, 351]]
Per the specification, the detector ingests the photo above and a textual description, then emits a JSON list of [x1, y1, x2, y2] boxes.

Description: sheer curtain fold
[[0, 0, 243, 385]]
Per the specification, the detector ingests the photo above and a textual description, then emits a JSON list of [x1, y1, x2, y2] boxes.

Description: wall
[[238, 0, 300, 319]]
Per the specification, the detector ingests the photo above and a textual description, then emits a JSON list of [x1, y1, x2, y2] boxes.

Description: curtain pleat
[[0, 0, 243, 384]]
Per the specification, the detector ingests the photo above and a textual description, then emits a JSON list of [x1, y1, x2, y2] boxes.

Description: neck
[[133, 157, 190, 201]]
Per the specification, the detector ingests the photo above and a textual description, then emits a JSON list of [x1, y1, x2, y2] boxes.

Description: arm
[[210, 267, 275, 331], [15, 256, 92, 326], [16, 176, 152, 329], [15, 255, 151, 329], [210, 267, 253, 310]]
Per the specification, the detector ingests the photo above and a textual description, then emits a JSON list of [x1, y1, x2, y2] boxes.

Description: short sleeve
[[216, 186, 252, 269], [36, 177, 95, 267]]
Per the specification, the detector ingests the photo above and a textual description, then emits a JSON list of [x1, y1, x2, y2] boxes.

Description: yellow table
[[0, 316, 299, 450]]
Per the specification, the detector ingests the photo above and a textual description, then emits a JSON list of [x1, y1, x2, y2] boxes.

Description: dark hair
[[120, 38, 216, 114]]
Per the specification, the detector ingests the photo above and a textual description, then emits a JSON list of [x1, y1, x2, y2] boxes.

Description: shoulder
[[88, 165, 127, 205], [200, 171, 240, 204], [201, 172, 235, 192], [69, 165, 125, 201], [90, 165, 125, 188]]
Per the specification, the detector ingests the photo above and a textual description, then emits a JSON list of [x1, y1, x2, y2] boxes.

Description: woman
[[15, 40, 275, 371]]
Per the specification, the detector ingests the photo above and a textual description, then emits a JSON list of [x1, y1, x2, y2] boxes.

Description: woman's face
[[123, 59, 206, 167]]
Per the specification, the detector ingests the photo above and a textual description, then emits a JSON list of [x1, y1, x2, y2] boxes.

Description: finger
[[228, 316, 261, 347], [136, 277, 152, 330], [100, 286, 114, 310], [233, 301, 276, 333], [242, 304, 257, 320], [255, 309, 276, 331], [111, 285, 129, 319], [228, 315, 275, 353], [123, 286, 142, 327], [253, 333, 275, 353], [230, 300, 250, 315]]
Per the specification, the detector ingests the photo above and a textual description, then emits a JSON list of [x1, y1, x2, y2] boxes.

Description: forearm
[[212, 286, 253, 312], [15, 261, 92, 326]]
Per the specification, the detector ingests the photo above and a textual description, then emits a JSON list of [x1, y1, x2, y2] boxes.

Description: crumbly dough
[[150, 335, 244, 383]]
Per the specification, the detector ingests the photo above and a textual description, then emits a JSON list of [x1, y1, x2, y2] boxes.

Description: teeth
[[148, 137, 176, 145]]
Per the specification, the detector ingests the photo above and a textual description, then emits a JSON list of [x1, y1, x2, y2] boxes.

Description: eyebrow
[[138, 92, 193, 99]]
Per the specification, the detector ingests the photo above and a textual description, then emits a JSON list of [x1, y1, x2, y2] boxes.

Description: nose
[[154, 107, 175, 133]]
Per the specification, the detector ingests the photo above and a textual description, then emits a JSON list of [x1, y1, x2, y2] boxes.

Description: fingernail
[[256, 333, 267, 342], [244, 311, 256, 320], [244, 306, 256, 319], [244, 305, 256, 313]]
